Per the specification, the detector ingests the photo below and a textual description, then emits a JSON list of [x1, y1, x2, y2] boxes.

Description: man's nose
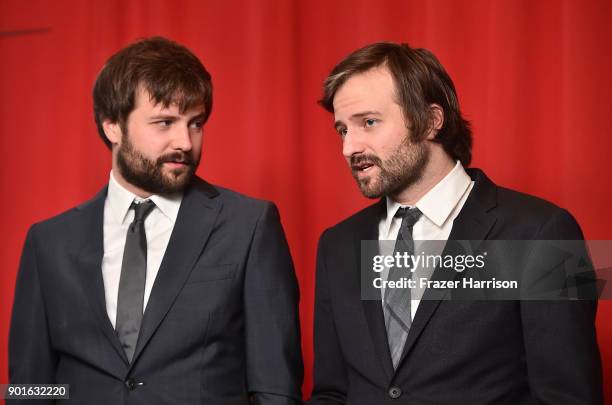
[[171, 126, 193, 151], [342, 130, 365, 160]]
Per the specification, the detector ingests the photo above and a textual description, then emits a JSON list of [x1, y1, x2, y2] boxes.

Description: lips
[[352, 161, 375, 172], [350, 155, 381, 177], [160, 152, 192, 167], [164, 162, 188, 169]]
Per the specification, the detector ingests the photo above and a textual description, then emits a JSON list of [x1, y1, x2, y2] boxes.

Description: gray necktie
[[384, 207, 422, 369], [116, 199, 155, 363]]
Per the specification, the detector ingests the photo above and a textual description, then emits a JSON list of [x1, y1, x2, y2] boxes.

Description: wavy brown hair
[[321, 42, 472, 167], [93, 36, 213, 148]]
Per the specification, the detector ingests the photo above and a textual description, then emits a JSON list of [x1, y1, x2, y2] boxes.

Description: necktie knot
[[131, 200, 155, 223], [396, 207, 422, 229]]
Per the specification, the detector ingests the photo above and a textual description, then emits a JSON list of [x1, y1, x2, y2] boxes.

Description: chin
[[358, 181, 384, 199], [159, 170, 192, 189], [165, 165, 188, 175], [167, 166, 195, 181]]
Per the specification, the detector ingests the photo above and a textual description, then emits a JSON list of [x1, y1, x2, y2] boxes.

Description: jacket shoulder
[[497, 186, 561, 213], [320, 201, 382, 243], [209, 184, 274, 213], [191, 178, 277, 220], [28, 191, 103, 239], [493, 186, 583, 239]]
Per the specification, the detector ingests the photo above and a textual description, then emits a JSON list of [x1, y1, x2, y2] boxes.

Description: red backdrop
[[1, 0, 611, 401]]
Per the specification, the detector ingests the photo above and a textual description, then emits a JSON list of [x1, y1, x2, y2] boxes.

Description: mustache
[[350, 154, 382, 170], [157, 152, 194, 166]]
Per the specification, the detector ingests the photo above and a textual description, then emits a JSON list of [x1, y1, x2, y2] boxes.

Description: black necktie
[[384, 207, 422, 369], [116, 199, 155, 363]]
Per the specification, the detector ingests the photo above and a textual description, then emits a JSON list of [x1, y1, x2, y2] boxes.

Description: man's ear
[[102, 120, 122, 146], [426, 104, 444, 140]]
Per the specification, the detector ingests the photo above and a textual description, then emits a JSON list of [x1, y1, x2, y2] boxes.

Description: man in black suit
[[9, 37, 303, 404], [309, 42, 602, 404]]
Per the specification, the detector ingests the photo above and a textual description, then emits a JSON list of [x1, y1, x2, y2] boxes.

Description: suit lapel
[[131, 179, 221, 366], [394, 169, 498, 373], [73, 187, 131, 373], [359, 199, 396, 380]]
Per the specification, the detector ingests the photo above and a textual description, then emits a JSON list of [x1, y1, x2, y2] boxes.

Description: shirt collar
[[107, 171, 182, 224], [383, 161, 472, 234]]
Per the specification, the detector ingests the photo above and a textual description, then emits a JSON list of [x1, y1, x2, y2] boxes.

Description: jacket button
[[388, 386, 402, 399], [125, 379, 144, 390]]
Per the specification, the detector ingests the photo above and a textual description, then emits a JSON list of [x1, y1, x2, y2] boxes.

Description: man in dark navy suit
[[9, 37, 303, 404], [309, 42, 602, 405]]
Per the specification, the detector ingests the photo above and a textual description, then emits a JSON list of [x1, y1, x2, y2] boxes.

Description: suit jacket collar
[[357, 199, 396, 380], [73, 186, 129, 377], [72, 177, 221, 377]]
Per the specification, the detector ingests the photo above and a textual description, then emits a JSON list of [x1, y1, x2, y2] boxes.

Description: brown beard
[[350, 135, 429, 199], [116, 133, 199, 195]]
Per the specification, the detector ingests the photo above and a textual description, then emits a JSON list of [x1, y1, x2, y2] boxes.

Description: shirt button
[[388, 386, 402, 399]]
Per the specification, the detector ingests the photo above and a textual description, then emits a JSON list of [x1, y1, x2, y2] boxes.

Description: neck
[[390, 149, 455, 206]]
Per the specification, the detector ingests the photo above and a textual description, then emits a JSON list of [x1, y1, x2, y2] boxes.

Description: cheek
[[136, 142, 169, 162], [379, 129, 408, 153], [127, 128, 159, 150], [191, 135, 204, 153], [141, 142, 164, 157]]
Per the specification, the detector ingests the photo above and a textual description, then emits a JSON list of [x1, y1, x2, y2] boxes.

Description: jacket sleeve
[[308, 231, 347, 405], [520, 209, 603, 404], [244, 202, 304, 405], [8, 225, 57, 404]]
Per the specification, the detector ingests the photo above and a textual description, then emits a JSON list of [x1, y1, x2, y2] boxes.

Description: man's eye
[[190, 121, 204, 129], [156, 120, 172, 127], [364, 118, 377, 128]]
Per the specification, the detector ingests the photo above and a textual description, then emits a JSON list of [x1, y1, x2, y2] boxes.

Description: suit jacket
[[309, 168, 602, 405], [9, 177, 303, 405]]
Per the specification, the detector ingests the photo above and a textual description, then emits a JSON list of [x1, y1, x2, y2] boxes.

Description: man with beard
[[309, 43, 601, 404], [9, 37, 303, 404]]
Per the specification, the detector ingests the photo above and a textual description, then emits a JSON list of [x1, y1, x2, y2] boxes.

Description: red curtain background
[[1, 0, 611, 401]]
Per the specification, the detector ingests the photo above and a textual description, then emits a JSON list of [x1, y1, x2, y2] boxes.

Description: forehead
[[332, 66, 397, 117], [133, 85, 205, 115]]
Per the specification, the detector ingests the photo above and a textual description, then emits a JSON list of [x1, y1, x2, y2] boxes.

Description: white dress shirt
[[378, 161, 474, 320], [102, 172, 182, 328]]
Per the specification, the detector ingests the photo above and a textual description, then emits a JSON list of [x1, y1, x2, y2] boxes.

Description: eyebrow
[[149, 112, 206, 121], [149, 114, 179, 121], [334, 110, 382, 128]]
